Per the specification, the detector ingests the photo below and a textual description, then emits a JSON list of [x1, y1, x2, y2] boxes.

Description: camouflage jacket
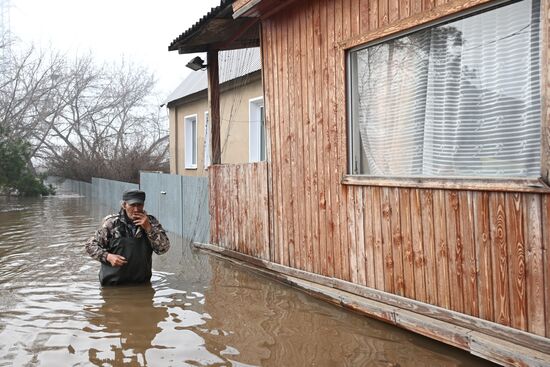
[[85, 209, 170, 264]]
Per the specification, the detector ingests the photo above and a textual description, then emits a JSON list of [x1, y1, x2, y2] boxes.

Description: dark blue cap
[[122, 189, 145, 205]]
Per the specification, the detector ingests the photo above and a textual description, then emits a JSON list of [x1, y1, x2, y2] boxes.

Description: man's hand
[[133, 212, 152, 233], [106, 253, 127, 267]]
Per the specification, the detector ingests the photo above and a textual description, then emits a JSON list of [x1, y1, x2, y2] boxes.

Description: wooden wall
[[210, 162, 270, 260], [260, 0, 550, 338]]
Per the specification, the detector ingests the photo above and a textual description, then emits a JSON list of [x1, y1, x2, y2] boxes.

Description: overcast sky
[[9, 0, 220, 97]]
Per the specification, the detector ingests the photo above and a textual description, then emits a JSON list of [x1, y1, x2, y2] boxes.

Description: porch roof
[[168, 0, 259, 53]]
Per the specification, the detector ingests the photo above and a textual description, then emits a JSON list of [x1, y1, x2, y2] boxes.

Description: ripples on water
[[0, 194, 495, 366]]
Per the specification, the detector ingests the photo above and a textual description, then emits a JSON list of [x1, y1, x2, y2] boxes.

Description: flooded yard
[[0, 193, 495, 366]]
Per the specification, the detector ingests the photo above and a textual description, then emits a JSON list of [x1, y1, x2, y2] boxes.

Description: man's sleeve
[[84, 218, 112, 264], [147, 216, 170, 255]]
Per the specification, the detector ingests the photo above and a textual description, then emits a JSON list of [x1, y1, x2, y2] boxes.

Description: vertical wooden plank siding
[[506, 193, 527, 330], [364, 187, 376, 288], [253, 0, 550, 337], [400, 189, 415, 299], [262, 19, 275, 263], [262, 162, 271, 260], [446, 191, 463, 312], [348, 186, 358, 283], [525, 194, 545, 336], [355, 188, 366, 285], [390, 187, 404, 296], [359, 0, 370, 33], [399, 0, 410, 19], [299, 9, 314, 273], [421, 190, 437, 305], [286, 8, 297, 270], [292, 4, 306, 271], [490, 193, 511, 326], [209, 166, 217, 245], [411, 0, 422, 15], [473, 191, 494, 322], [460, 191, 478, 317], [314, 0, 329, 276], [324, 0, 336, 278], [339, 0, 352, 282], [281, 13, 293, 267], [543, 196, 550, 338], [410, 189, 427, 302], [209, 163, 270, 257], [372, 187, 385, 290], [307, 2, 321, 275], [379, 0, 390, 26], [328, 0, 342, 281], [275, 17, 286, 266], [381, 188, 394, 293], [432, 190, 448, 307]]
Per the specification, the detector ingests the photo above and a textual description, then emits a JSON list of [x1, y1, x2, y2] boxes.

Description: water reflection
[[85, 285, 167, 366], [0, 193, 495, 366]]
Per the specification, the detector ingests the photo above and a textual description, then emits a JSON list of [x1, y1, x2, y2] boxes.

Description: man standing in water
[[85, 189, 170, 286]]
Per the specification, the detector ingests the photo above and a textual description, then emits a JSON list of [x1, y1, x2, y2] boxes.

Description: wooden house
[[166, 47, 264, 176], [169, 0, 550, 364]]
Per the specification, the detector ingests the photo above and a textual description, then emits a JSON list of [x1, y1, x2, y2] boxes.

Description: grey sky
[[9, 0, 220, 97]]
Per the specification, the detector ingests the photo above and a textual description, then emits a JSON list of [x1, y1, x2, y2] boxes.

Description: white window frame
[[184, 114, 197, 169], [204, 111, 210, 169], [344, 0, 545, 191], [249, 96, 266, 163]]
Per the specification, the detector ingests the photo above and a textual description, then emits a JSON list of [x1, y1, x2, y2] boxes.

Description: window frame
[[184, 114, 198, 170], [204, 111, 210, 169], [249, 96, 266, 163], [342, 0, 550, 193]]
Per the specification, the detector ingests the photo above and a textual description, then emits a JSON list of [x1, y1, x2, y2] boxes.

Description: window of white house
[[184, 114, 197, 169], [348, 0, 541, 179], [249, 97, 266, 162], [204, 111, 210, 169]]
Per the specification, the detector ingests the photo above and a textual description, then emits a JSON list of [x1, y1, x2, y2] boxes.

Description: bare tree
[[0, 32, 169, 184]]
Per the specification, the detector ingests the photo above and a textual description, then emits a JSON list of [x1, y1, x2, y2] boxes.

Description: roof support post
[[207, 50, 221, 165]]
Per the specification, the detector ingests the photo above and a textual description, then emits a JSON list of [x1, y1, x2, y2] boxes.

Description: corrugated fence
[[48, 173, 209, 243], [140, 172, 209, 243]]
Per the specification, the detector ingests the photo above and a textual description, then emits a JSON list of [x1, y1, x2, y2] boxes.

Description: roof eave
[[168, 0, 260, 54]]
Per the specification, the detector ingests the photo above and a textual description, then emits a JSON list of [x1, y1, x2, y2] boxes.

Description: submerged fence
[[140, 172, 209, 243], [49, 173, 209, 243]]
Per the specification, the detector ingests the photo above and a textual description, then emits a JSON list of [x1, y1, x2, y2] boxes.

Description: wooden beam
[[207, 50, 221, 165], [342, 175, 550, 194]]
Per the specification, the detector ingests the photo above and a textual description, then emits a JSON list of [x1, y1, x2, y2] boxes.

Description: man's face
[[123, 202, 145, 220]]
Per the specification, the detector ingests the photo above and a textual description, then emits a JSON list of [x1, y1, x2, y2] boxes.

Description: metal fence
[[47, 177, 93, 198], [48, 173, 210, 243], [91, 178, 139, 213], [140, 172, 209, 243]]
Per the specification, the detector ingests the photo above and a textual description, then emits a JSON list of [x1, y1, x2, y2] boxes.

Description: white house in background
[[165, 47, 264, 177]]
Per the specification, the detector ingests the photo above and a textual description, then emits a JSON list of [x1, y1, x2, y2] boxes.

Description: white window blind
[[349, 0, 541, 178]]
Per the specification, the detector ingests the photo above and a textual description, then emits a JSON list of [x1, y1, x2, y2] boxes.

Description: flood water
[[0, 192, 496, 366]]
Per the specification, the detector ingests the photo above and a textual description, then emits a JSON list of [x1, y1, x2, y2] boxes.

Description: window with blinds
[[348, 0, 541, 179]]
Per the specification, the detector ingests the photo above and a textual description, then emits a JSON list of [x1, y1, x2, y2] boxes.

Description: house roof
[[165, 47, 261, 106], [168, 0, 259, 53]]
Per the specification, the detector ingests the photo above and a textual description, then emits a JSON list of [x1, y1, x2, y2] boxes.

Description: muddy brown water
[[0, 193, 496, 366]]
